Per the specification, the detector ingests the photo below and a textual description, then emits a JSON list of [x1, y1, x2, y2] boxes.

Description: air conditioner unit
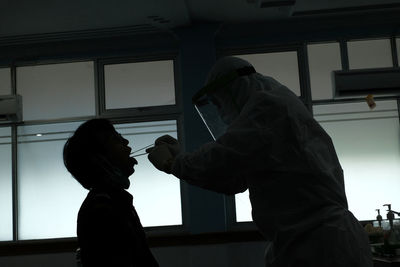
[[333, 68, 400, 97], [0, 95, 22, 123]]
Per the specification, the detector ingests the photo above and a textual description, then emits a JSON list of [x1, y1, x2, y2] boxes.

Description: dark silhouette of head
[[63, 119, 135, 190]]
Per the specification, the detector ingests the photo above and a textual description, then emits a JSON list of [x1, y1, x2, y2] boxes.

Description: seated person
[[63, 118, 159, 267]]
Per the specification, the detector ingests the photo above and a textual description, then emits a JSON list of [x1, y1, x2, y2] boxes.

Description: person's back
[[230, 78, 372, 265]]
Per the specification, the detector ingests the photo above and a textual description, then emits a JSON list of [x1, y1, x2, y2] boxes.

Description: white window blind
[[104, 60, 175, 109], [17, 62, 95, 121]]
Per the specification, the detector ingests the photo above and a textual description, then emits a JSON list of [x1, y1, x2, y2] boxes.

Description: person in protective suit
[[147, 57, 373, 266], [63, 119, 159, 267]]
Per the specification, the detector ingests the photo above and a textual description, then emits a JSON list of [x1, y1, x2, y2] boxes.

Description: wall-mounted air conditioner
[[0, 95, 22, 123], [333, 68, 400, 98]]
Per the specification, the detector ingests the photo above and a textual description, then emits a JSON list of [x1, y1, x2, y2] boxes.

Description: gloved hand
[[154, 135, 180, 157], [146, 144, 174, 174]]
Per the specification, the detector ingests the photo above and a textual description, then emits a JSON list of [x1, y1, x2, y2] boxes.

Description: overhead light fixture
[[259, 0, 296, 8]]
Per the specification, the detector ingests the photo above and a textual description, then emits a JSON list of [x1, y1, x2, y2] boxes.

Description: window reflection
[[0, 127, 12, 241]]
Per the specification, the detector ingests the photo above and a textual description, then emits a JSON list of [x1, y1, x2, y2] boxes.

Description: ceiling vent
[[246, 0, 296, 16]]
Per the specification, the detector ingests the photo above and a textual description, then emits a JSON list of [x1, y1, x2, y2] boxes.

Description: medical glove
[[147, 144, 174, 174], [154, 135, 181, 157]]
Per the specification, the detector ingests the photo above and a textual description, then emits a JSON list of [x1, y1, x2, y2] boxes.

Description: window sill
[[0, 230, 264, 257]]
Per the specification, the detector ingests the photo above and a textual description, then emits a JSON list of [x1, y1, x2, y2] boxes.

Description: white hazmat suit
[[148, 57, 373, 266]]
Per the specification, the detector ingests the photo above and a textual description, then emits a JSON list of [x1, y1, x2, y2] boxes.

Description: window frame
[[309, 35, 400, 104], [0, 126, 13, 242], [0, 67, 12, 95], [0, 53, 187, 243], [98, 55, 182, 119], [15, 60, 97, 122], [394, 36, 400, 68], [306, 41, 342, 101], [310, 36, 400, 223]]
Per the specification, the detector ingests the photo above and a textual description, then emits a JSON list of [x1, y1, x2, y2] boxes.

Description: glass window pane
[[236, 100, 400, 223], [235, 190, 252, 222], [117, 120, 182, 227], [105, 60, 175, 109], [237, 51, 301, 96], [17, 62, 95, 121], [313, 100, 400, 221], [0, 68, 11, 95], [18, 122, 88, 240], [308, 43, 342, 100], [348, 39, 393, 69], [0, 127, 12, 241]]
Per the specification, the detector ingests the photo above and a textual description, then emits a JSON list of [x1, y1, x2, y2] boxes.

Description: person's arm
[[147, 132, 253, 194], [170, 140, 249, 194], [172, 119, 278, 194], [148, 108, 277, 195]]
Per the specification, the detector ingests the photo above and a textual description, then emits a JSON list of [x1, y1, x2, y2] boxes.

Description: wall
[[0, 241, 267, 267]]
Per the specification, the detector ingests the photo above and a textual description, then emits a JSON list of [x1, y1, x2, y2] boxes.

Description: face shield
[[192, 66, 256, 140]]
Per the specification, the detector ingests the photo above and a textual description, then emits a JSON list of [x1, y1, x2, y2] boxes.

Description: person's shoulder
[[78, 190, 115, 217], [85, 189, 113, 203], [77, 190, 121, 237]]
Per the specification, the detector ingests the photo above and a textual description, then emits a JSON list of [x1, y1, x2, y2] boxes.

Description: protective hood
[[193, 56, 286, 139], [193, 57, 258, 139]]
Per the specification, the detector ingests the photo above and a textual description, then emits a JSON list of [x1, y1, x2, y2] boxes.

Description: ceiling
[[0, 0, 399, 38]]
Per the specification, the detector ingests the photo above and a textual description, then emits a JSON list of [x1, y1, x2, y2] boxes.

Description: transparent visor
[[192, 66, 256, 140], [194, 95, 228, 140]]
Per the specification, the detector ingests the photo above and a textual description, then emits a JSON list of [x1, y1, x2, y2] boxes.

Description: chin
[[122, 179, 131, 189], [127, 168, 135, 177]]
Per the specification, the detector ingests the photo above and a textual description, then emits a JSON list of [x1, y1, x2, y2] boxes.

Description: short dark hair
[[63, 119, 116, 189]]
